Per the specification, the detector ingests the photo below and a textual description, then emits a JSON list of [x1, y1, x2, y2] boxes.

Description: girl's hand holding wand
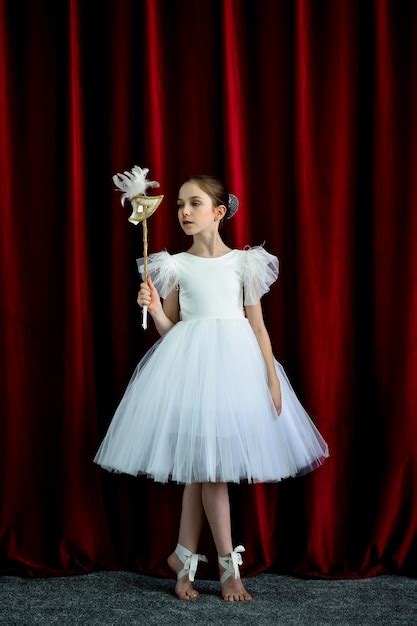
[[137, 276, 175, 337], [137, 275, 162, 315]]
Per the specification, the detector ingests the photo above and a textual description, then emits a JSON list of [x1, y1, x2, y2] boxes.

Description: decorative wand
[[112, 165, 164, 329]]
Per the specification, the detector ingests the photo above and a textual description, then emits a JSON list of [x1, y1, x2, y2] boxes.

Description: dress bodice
[[136, 244, 279, 322], [175, 250, 245, 321]]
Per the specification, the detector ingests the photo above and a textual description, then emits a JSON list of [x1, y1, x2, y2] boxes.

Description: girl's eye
[[177, 202, 200, 209]]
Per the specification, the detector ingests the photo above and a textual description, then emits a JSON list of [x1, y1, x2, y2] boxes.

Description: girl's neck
[[186, 236, 231, 258]]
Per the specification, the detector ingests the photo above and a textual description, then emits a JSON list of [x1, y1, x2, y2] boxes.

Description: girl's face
[[177, 181, 226, 235]]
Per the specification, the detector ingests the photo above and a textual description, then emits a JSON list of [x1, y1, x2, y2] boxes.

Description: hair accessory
[[227, 193, 239, 219]]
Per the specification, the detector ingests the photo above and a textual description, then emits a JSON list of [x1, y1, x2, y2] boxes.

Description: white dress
[[93, 245, 330, 484]]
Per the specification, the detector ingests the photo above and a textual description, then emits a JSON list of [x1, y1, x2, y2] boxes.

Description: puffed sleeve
[[136, 249, 179, 299], [242, 243, 279, 305]]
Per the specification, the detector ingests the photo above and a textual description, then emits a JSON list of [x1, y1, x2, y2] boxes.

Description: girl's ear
[[216, 204, 227, 220]]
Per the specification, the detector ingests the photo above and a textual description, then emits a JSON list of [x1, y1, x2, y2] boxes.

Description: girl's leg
[[167, 482, 205, 600], [178, 482, 205, 551], [201, 482, 253, 602]]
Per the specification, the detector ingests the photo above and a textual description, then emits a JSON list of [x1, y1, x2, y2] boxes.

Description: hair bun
[[227, 193, 239, 219]]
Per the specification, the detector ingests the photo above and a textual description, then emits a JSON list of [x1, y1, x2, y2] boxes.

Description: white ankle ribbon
[[230, 545, 245, 578], [175, 543, 208, 582], [184, 552, 208, 582], [218, 544, 245, 583]]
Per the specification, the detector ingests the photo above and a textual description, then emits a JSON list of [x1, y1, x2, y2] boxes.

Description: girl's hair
[[184, 174, 229, 229]]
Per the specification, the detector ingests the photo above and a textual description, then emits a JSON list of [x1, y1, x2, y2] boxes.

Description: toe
[[188, 585, 199, 598]]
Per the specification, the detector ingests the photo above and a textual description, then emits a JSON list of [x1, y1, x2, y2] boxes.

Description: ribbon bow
[[184, 552, 209, 582], [230, 545, 245, 578]]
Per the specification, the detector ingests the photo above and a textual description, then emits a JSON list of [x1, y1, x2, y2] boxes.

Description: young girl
[[93, 174, 330, 602]]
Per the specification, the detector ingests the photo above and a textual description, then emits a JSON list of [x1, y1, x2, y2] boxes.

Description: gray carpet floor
[[1, 570, 416, 624]]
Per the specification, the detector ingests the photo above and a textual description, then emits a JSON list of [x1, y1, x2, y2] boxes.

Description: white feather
[[113, 165, 160, 206]]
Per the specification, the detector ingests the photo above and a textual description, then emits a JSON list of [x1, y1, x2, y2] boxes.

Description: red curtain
[[1, 0, 416, 578]]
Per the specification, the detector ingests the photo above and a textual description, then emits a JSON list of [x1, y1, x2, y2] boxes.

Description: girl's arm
[[138, 276, 180, 336], [244, 301, 280, 386], [245, 300, 282, 414], [151, 287, 180, 336], [150, 306, 175, 336]]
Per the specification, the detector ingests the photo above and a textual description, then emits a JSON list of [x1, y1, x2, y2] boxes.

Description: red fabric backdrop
[[1, 0, 416, 578]]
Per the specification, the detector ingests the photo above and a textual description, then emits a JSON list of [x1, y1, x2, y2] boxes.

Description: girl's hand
[[268, 378, 282, 415], [137, 275, 162, 315]]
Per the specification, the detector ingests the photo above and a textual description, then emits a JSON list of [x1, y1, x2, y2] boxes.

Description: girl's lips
[[183, 222, 193, 225]]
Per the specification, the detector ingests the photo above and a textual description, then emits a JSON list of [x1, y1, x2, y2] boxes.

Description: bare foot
[[167, 551, 200, 600], [219, 563, 253, 601]]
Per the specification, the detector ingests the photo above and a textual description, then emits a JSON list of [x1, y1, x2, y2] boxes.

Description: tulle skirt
[[93, 317, 330, 484]]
